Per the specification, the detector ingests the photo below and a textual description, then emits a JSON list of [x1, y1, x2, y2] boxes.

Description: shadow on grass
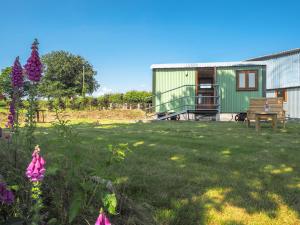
[[7, 120, 300, 225]]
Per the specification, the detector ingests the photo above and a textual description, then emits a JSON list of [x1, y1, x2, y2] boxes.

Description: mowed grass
[[35, 121, 300, 225]]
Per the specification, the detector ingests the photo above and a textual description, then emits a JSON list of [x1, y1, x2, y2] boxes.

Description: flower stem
[[25, 82, 37, 151], [31, 181, 43, 225]]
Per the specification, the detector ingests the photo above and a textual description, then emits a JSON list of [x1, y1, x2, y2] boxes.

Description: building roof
[[247, 48, 300, 61], [151, 61, 267, 69]]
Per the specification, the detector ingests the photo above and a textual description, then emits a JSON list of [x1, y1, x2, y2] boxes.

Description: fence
[[99, 103, 152, 110]]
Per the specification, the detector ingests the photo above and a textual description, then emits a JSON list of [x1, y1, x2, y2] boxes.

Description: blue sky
[[1, 0, 299, 95]]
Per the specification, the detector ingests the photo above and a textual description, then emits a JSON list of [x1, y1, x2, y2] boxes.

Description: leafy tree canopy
[[0, 66, 30, 100], [0, 67, 12, 98], [40, 51, 99, 98]]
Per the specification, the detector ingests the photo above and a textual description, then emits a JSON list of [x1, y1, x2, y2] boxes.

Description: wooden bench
[[247, 98, 286, 128], [36, 109, 47, 123]]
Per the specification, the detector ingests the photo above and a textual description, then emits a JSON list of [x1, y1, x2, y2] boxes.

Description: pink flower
[[95, 211, 111, 225], [26, 145, 46, 182]]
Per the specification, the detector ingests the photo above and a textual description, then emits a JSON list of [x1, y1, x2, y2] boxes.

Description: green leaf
[[80, 181, 93, 192], [9, 185, 19, 191], [46, 165, 60, 176], [102, 193, 117, 215], [47, 218, 58, 225], [68, 192, 84, 223], [41, 51, 99, 98]]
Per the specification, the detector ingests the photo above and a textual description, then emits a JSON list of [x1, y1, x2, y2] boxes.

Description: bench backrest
[[247, 97, 285, 120]]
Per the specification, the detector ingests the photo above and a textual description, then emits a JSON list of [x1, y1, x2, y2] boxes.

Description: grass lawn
[[32, 121, 300, 224]]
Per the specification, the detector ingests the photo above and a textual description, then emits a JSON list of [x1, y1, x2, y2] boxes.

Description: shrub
[[37, 100, 48, 110], [123, 91, 151, 103], [0, 100, 7, 108], [108, 93, 123, 104], [53, 98, 66, 110], [47, 99, 54, 111], [91, 98, 99, 108], [98, 95, 110, 109], [21, 100, 30, 109]]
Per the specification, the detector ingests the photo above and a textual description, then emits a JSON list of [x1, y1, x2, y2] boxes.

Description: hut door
[[197, 68, 215, 109]]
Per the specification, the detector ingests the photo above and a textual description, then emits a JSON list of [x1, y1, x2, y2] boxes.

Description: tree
[[40, 51, 99, 98], [0, 66, 30, 101], [0, 67, 13, 98]]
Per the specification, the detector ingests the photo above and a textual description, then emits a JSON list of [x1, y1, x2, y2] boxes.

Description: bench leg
[[255, 118, 260, 131], [272, 118, 277, 130], [37, 111, 40, 123]]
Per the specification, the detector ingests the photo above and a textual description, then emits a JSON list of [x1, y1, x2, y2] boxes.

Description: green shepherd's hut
[[151, 61, 266, 120]]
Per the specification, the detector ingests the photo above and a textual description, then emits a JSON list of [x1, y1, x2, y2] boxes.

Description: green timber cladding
[[217, 66, 266, 113], [153, 68, 196, 113], [152, 65, 266, 113]]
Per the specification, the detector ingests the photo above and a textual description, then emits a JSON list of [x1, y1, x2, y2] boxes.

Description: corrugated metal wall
[[266, 90, 288, 113], [266, 53, 300, 89], [287, 88, 300, 118], [267, 88, 300, 118], [263, 53, 300, 118], [217, 66, 265, 113], [153, 68, 196, 113]]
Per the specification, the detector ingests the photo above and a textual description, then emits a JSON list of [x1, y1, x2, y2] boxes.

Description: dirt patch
[[0, 109, 147, 125]]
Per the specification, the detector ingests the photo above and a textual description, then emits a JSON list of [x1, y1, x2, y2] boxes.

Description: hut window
[[275, 89, 287, 102], [238, 72, 246, 88], [248, 72, 256, 88], [236, 70, 258, 91]]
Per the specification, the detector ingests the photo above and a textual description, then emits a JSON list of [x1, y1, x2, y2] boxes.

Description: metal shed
[[248, 49, 300, 118]]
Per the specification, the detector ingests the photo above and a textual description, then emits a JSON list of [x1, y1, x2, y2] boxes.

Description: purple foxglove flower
[[24, 39, 42, 82], [95, 212, 111, 225], [26, 145, 46, 182], [11, 56, 23, 88], [7, 101, 16, 128], [0, 182, 14, 205]]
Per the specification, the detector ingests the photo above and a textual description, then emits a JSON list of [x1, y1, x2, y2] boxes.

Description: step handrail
[[146, 83, 220, 102], [145, 83, 221, 118], [145, 95, 191, 114], [145, 95, 220, 116], [146, 103, 221, 119], [153, 105, 191, 120], [153, 103, 220, 120], [156, 109, 188, 121]]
